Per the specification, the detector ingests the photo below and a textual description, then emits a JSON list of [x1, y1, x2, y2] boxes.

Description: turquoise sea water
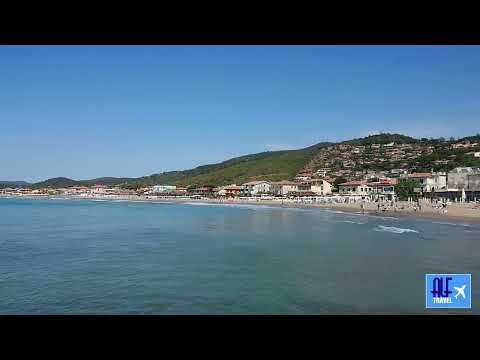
[[0, 197, 479, 314]]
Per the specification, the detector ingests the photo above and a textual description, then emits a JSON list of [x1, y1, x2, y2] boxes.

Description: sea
[[1, 196, 479, 314]]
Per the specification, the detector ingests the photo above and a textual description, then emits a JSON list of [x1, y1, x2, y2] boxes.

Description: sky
[[1, 45, 480, 183]]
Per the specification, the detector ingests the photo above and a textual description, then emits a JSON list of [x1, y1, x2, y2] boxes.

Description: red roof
[[408, 172, 432, 178], [369, 179, 398, 186], [224, 186, 242, 191]]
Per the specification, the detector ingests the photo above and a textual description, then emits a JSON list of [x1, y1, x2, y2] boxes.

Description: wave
[[340, 220, 365, 225], [374, 225, 418, 234], [432, 221, 473, 228], [183, 202, 220, 206]]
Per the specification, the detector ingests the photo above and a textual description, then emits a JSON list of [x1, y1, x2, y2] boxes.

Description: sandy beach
[[5, 194, 479, 224]]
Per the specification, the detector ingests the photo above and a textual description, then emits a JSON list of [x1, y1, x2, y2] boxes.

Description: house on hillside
[[466, 151, 480, 158], [294, 172, 313, 181]]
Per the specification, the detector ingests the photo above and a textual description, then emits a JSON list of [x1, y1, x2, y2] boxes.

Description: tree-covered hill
[[28, 132, 480, 189], [343, 133, 419, 146], [33, 142, 331, 188]]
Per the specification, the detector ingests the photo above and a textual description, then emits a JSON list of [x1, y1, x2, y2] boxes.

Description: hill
[[28, 132, 480, 189], [0, 180, 31, 187], [135, 143, 331, 187], [343, 133, 419, 146], [32, 177, 81, 188], [33, 142, 332, 188]]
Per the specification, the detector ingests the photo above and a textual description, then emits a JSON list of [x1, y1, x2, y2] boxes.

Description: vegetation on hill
[[26, 133, 480, 189], [407, 143, 480, 173], [124, 143, 331, 188], [0, 181, 31, 187], [343, 133, 418, 146], [32, 177, 134, 188]]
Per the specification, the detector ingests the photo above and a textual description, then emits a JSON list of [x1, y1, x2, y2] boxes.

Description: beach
[[4, 193, 480, 223]]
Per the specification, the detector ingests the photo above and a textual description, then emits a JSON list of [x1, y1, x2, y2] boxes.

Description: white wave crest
[[374, 225, 418, 234]]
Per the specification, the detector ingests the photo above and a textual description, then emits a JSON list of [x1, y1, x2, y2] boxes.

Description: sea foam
[[374, 225, 418, 234]]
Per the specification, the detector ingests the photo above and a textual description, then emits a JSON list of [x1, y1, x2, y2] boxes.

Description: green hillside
[[29, 132, 480, 189], [33, 142, 331, 188], [126, 143, 331, 188], [33, 177, 134, 188]]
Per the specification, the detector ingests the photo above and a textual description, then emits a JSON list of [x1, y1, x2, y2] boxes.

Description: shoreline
[[2, 194, 480, 224]]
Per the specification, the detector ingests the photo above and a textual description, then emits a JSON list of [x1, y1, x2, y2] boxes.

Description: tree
[[396, 179, 418, 201], [333, 177, 347, 188]]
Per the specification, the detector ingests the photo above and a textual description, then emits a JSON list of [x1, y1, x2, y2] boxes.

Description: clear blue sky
[[1, 45, 479, 183]]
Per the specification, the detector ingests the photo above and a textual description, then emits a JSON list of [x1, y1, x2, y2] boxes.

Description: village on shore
[[2, 140, 480, 213]]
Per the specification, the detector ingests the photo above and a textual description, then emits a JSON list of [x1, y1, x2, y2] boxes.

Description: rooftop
[[408, 172, 432, 178], [338, 180, 368, 186]]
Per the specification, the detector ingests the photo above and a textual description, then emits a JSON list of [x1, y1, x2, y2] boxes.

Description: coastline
[[3, 193, 480, 224]]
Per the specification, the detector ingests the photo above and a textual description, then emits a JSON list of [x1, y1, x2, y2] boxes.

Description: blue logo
[[426, 274, 471, 309]]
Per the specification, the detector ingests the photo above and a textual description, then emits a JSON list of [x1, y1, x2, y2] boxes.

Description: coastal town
[[3, 137, 480, 201], [2, 137, 480, 221]]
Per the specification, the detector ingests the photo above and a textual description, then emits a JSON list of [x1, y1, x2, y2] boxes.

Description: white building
[[408, 172, 447, 193], [337, 180, 372, 196], [242, 181, 271, 195], [270, 181, 299, 196], [309, 179, 333, 195], [152, 185, 176, 193]]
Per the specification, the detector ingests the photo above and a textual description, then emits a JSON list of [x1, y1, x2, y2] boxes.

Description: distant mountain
[[0, 180, 31, 186], [32, 177, 134, 188]]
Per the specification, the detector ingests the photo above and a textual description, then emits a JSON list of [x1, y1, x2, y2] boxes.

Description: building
[[193, 185, 215, 195], [270, 180, 299, 196], [407, 172, 447, 194], [337, 180, 372, 196], [214, 184, 243, 196], [304, 179, 333, 195], [314, 168, 329, 177], [450, 140, 478, 149], [213, 186, 226, 196], [294, 172, 313, 181], [176, 186, 188, 194], [368, 178, 397, 200], [389, 169, 408, 178], [242, 181, 271, 195], [152, 185, 176, 194], [436, 167, 480, 200], [447, 167, 480, 191]]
